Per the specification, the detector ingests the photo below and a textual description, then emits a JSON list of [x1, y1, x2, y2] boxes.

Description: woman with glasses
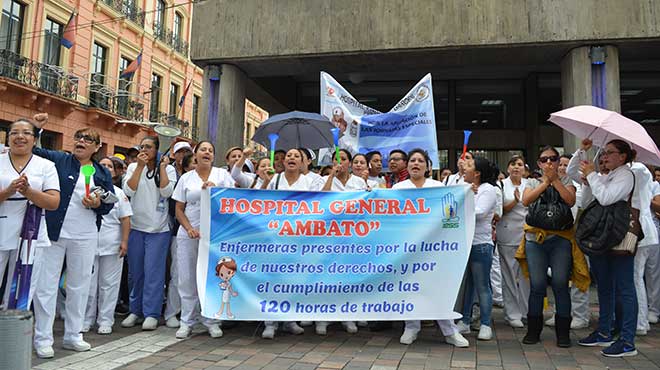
[[29, 114, 114, 358], [173, 141, 233, 339], [393, 148, 469, 348], [0, 119, 60, 313], [496, 155, 530, 329], [519, 146, 577, 348], [576, 139, 646, 357], [82, 157, 132, 335], [121, 136, 177, 331]]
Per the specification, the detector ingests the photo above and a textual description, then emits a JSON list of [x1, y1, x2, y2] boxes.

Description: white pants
[[164, 237, 181, 320], [634, 246, 653, 331], [646, 244, 660, 317], [571, 255, 591, 322], [491, 245, 503, 304], [0, 249, 17, 309], [33, 238, 96, 347], [404, 320, 459, 336], [498, 244, 529, 321], [84, 254, 123, 327], [177, 237, 217, 327]]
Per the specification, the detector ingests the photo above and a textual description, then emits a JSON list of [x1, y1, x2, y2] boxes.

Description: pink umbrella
[[549, 105, 660, 166]]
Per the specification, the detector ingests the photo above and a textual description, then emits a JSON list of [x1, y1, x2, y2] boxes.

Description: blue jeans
[[462, 243, 493, 326], [127, 230, 171, 318], [525, 236, 572, 318], [590, 254, 638, 344]]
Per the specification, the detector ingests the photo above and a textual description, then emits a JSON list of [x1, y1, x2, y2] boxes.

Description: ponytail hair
[[473, 157, 499, 186]]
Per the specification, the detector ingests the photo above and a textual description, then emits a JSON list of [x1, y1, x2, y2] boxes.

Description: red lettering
[[219, 198, 234, 214], [354, 221, 369, 236], [387, 199, 401, 214], [295, 220, 312, 235], [297, 201, 311, 215], [358, 199, 371, 214], [311, 201, 324, 215], [313, 220, 327, 235], [344, 200, 358, 214], [263, 200, 276, 215], [374, 199, 386, 214], [235, 199, 249, 213], [278, 220, 294, 236], [329, 201, 343, 214]]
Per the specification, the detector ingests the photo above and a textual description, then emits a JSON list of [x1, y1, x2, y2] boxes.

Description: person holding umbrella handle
[[29, 113, 114, 358], [0, 118, 60, 313]]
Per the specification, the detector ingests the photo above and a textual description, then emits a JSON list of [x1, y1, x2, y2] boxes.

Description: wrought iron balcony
[[153, 23, 189, 57], [101, 0, 145, 28], [149, 110, 191, 138], [88, 83, 145, 121], [0, 49, 79, 100]]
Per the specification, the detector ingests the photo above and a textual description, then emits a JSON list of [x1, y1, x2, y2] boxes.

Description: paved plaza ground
[[30, 303, 660, 370]]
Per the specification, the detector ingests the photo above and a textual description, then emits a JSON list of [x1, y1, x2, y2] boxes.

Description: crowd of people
[[0, 115, 659, 360]]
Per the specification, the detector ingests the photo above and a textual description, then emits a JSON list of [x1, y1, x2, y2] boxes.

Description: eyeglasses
[[538, 155, 559, 163], [8, 131, 35, 137], [601, 150, 621, 156], [74, 133, 97, 144], [389, 157, 404, 162]]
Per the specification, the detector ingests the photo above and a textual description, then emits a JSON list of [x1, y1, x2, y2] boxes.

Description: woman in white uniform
[[393, 148, 469, 348], [30, 115, 114, 358], [260, 148, 309, 338], [122, 136, 177, 331], [0, 118, 59, 310], [310, 149, 364, 335], [230, 147, 271, 189], [173, 141, 233, 339], [83, 157, 132, 334], [496, 155, 530, 328]]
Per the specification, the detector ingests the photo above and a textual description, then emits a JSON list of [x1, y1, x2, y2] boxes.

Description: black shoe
[[369, 321, 393, 332], [555, 316, 572, 348], [115, 303, 129, 316], [523, 315, 544, 344]]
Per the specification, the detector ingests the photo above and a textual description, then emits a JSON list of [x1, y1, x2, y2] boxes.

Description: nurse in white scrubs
[[83, 157, 132, 335], [0, 118, 59, 310], [393, 148, 469, 348], [172, 141, 233, 339], [230, 147, 271, 189], [260, 148, 309, 338]]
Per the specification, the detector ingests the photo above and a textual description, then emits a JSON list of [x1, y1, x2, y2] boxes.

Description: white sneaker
[[649, 312, 659, 324], [81, 324, 91, 333], [97, 325, 112, 335], [507, 319, 525, 328], [142, 317, 158, 331], [300, 321, 313, 327], [477, 325, 493, 340], [343, 321, 358, 334], [636, 328, 648, 336], [176, 323, 192, 339], [166, 316, 180, 328], [35, 345, 54, 359], [121, 313, 142, 328], [62, 340, 91, 352], [545, 315, 555, 327], [570, 318, 589, 330], [445, 332, 469, 348], [399, 328, 419, 345], [456, 321, 471, 334], [207, 324, 223, 338], [315, 322, 329, 335], [357, 321, 368, 327], [284, 322, 305, 335], [262, 325, 276, 339]]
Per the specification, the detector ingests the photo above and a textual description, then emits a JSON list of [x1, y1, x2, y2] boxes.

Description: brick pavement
[[31, 305, 660, 370]]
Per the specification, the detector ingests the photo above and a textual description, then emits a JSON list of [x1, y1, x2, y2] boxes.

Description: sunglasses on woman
[[538, 155, 559, 163]]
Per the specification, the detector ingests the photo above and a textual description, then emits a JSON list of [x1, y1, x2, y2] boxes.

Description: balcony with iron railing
[[0, 49, 79, 101], [149, 110, 191, 138], [153, 23, 189, 57], [100, 0, 145, 28], [88, 83, 145, 121]]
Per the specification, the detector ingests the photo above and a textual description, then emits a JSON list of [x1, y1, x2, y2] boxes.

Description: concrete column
[[560, 45, 620, 153], [200, 64, 247, 166]]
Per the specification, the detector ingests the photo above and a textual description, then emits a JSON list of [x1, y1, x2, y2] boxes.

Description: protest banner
[[319, 72, 440, 170], [198, 186, 474, 321]]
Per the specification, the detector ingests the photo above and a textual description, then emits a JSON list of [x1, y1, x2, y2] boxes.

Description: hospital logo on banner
[[441, 193, 460, 229]]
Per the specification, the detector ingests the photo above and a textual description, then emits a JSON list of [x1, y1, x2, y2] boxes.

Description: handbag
[[576, 168, 643, 256], [610, 172, 644, 255], [525, 182, 574, 231]]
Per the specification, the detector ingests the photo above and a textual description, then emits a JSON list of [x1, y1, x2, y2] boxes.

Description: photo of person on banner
[[215, 256, 238, 319]]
